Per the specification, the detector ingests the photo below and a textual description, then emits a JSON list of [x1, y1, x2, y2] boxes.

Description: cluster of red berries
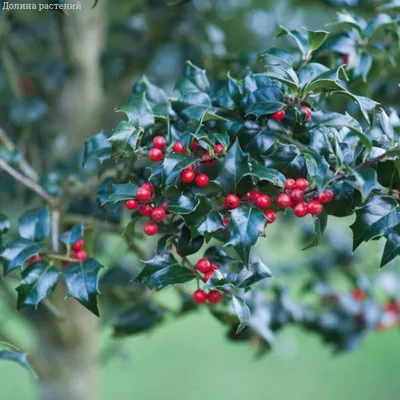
[[193, 289, 222, 304], [196, 258, 220, 282], [191, 258, 223, 304], [271, 105, 312, 122], [222, 178, 333, 221], [70, 239, 88, 261], [148, 136, 167, 162], [125, 182, 168, 236], [276, 178, 333, 218]]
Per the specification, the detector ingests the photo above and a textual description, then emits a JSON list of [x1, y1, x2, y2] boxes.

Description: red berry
[[353, 288, 366, 302], [27, 255, 41, 264], [264, 210, 276, 224], [75, 250, 88, 261], [141, 183, 154, 195], [225, 194, 240, 209], [203, 271, 214, 282], [295, 178, 309, 191], [214, 143, 225, 153], [209, 264, 219, 271], [271, 109, 285, 121], [201, 152, 215, 166], [342, 54, 350, 64], [173, 141, 186, 153], [284, 178, 296, 191], [250, 190, 261, 203], [181, 168, 196, 183], [62, 261, 69, 267], [308, 200, 323, 215], [139, 204, 153, 216], [136, 187, 151, 201], [196, 258, 211, 273], [161, 200, 169, 209], [290, 189, 305, 203], [207, 290, 222, 303], [153, 136, 167, 149], [148, 147, 164, 162], [222, 218, 229, 226], [196, 173, 209, 188], [242, 192, 251, 201], [125, 199, 139, 211], [255, 194, 271, 209], [151, 207, 166, 222], [319, 189, 334, 204], [300, 106, 312, 121], [143, 221, 158, 236], [293, 202, 308, 218], [190, 139, 202, 152], [385, 300, 400, 314], [193, 289, 207, 304], [277, 193, 292, 208], [72, 239, 84, 252]]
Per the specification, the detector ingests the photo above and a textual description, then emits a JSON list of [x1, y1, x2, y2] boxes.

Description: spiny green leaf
[[244, 162, 286, 188], [16, 261, 59, 309], [108, 121, 143, 158], [18, 208, 50, 242], [59, 224, 84, 246], [226, 205, 266, 264], [83, 132, 112, 168], [231, 296, 250, 334], [63, 259, 104, 316], [381, 225, 400, 267], [118, 93, 155, 129], [102, 183, 139, 204]]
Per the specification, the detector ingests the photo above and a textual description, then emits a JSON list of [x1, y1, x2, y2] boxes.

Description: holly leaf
[[350, 194, 400, 251], [0, 351, 36, 378], [0, 214, 10, 235], [226, 206, 266, 264], [245, 162, 286, 188], [217, 74, 242, 110], [146, 266, 196, 290], [117, 93, 155, 129], [63, 259, 104, 316], [237, 256, 272, 288], [108, 121, 143, 158], [16, 261, 59, 309], [166, 193, 199, 215], [59, 224, 84, 246], [304, 150, 332, 192], [102, 183, 139, 204], [18, 208, 50, 242], [83, 132, 112, 168], [231, 296, 250, 334], [303, 210, 328, 250], [177, 225, 204, 256], [216, 140, 251, 194], [349, 168, 381, 202], [246, 102, 285, 118], [381, 225, 400, 267], [1, 239, 43, 275]]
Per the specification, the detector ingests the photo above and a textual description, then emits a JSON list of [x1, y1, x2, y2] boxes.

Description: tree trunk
[[37, 298, 99, 400]]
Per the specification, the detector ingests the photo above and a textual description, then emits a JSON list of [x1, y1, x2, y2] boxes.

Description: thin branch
[[50, 210, 60, 253], [0, 159, 54, 205], [62, 214, 123, 233]]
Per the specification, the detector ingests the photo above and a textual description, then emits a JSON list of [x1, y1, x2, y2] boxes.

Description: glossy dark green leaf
[[226, 205, 266, 264], [238, 256, 272, 288], [83, 132, 112, 168], [108, 121, 142, 158], [377, 162, 400, 190], [261, 48, 294, 67], [302, 65, 346, 95], [0, 351, 36, 378], [231, 296, 250, 334], [1, 239, 42, 275], [217, 75, 242, 110], [118, 93, 155, 129], [350, 194, 400, 251], [329, 12, 365, 36], [277, 25, 308, 56], [164, 155, 197, 187], [18, 208, 50, 242], [102, 183, 139, 204], [63, 259, 104, 316], [177, 225, 204, 256], [349, 168, 380, 202], [131, 76, 174, 117], [137, 251, 179, 281], [303, 210, 328, 250], [59, 224, 84, 246], [244, 162, 286, 188], [246, 102, 285, 118], [166, 193, 199, 215], [16, 261, 59, 309], [304, 150, 331, 192], [0, 214, 10, 235], [216, 140, 250, 194], [381, 225, 400, 267], [354, 51, 372, 82], [146, 266, 196, 290]]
